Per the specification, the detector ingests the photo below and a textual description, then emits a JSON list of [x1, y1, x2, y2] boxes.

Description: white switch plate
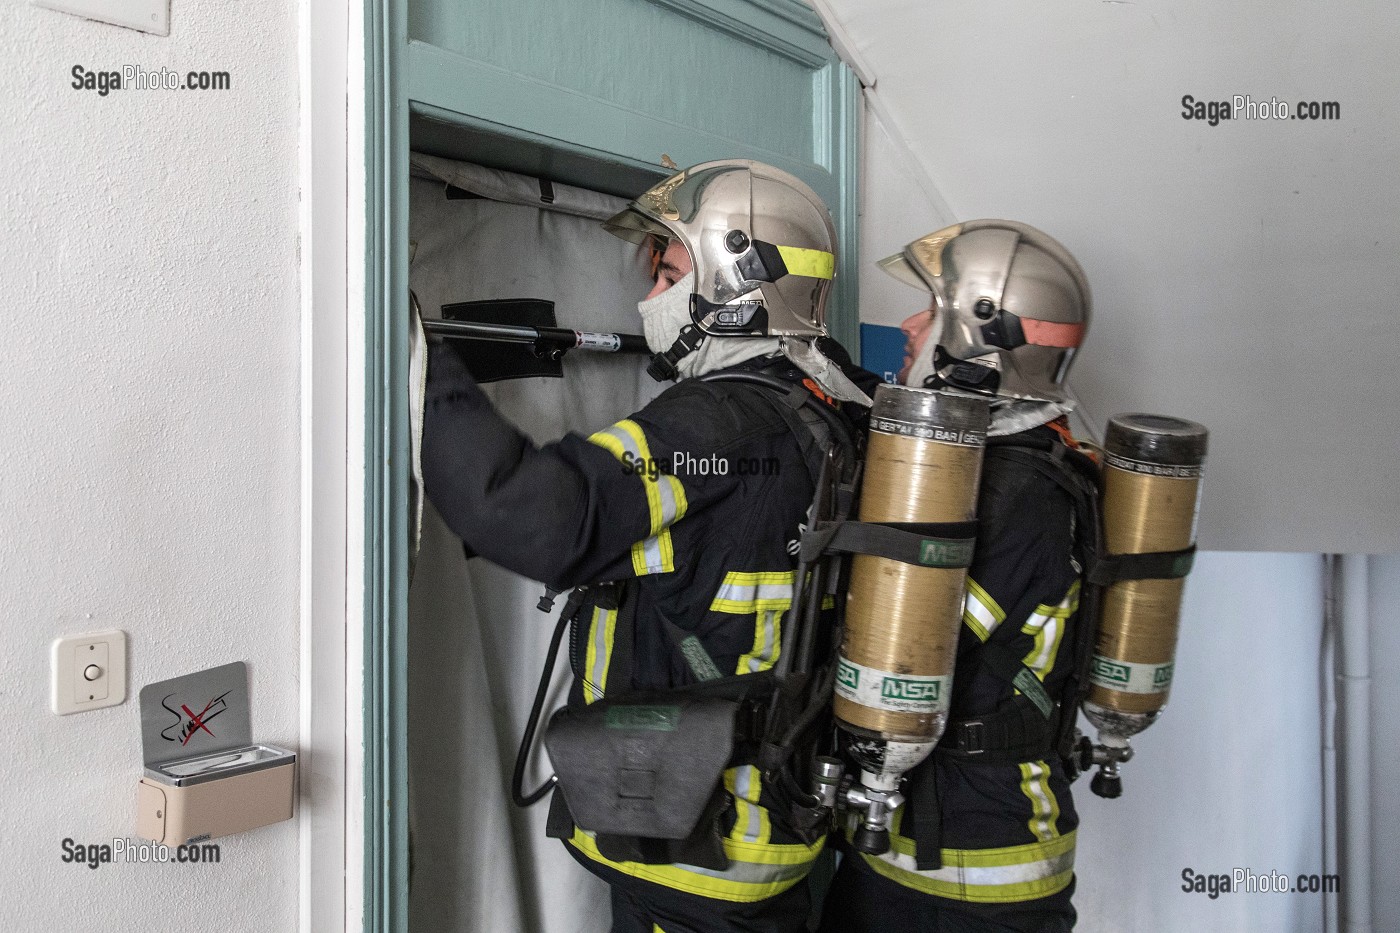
[[52, 630, 127, 715], [32, 0, 169, 37]]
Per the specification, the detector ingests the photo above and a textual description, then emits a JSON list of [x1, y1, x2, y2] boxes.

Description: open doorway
[[405, 151, 667, 931], [357, 3, 859, 926]]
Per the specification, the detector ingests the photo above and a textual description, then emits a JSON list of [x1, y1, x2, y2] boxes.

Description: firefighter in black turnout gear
[[422, 160, 876, 933], [820, 221, 1096, 932]]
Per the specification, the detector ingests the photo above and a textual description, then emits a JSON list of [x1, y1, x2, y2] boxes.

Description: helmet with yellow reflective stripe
[[603, 159, 837, 339]]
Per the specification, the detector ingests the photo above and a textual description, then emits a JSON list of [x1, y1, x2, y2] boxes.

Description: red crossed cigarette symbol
[[180, 698, 219, 745]]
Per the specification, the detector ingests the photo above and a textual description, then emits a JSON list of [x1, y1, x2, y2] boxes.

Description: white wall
[[0, 0, 301, 929], [1074, 552, 1325, 933], [823, 0, 1400, 554], [856, 109, 956, 332]]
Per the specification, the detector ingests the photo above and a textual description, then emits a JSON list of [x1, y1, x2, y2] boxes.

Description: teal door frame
[[363, 2, 859, 929], [363, 0, 409, 924]]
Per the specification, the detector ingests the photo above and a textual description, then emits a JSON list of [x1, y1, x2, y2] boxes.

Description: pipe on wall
[[1321, 555, 1338, 933], [1335, 554, 1372, 933]]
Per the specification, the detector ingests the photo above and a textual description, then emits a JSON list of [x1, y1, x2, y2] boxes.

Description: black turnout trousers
[[819, 852, 1076, 933]]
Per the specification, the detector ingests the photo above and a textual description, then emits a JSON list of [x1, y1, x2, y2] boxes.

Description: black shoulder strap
[[697, 365, 860, 487], [907, 436, 1101, 864], [728, 375, 832, 484]]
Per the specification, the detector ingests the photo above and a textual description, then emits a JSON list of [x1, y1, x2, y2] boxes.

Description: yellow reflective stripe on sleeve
[[963, 578, 1005, 642], [568, 828, 822, 903], [775, 245, 835, 280], [1021, 581, 1078, 681], [710, 570, 796, 614], [631, 528, 676, 577], [586, 425, 627, 461], [587, 419, 688, 576], [725, 765, 772, 844], [865, 830, 1076, 903], [714, 572, 830, 673], [736, 608, 782, 675], [715, 572, 790, 674], [1017, 760, 1061, 842], [582, 606, 617, 705]]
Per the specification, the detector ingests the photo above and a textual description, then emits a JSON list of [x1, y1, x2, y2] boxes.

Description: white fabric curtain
[[407, 154, 662, 933]]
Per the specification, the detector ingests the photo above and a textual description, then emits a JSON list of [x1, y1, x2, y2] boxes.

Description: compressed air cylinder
[[1084, 414, 1208, 741], [834, 384, 990, 789]]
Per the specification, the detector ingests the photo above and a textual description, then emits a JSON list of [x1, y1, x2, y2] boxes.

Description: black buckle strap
[[799, 519, 978, 568], [955, 720, 986, 754], [1089, 545, 1196, 586], [646, 325, 704, 381], [938, 697, 1059, 763]]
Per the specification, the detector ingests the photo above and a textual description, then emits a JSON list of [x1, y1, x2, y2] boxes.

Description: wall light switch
[[52, 630, 127, 715], [31, 0, 169, 37]]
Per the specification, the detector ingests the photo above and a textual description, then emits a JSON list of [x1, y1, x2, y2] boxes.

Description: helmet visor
[[877, 252, 930, 291], [601, 208, 674, 247]]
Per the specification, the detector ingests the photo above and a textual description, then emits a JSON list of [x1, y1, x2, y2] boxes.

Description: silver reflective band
[[711, 576, 795, 610], [876, 843, 1074, 886]]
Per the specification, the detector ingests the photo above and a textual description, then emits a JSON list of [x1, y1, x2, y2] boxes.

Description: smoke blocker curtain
[[407, 153, 661, 933]]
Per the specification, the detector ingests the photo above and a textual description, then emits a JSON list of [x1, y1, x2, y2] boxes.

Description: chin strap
[[647, 324, 706, 382]]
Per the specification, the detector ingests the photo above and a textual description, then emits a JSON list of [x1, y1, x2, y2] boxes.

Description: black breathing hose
[[511, 605, 573, 808]]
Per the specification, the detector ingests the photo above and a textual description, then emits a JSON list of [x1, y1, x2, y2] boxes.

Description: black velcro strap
[[903, 758, 943, 870], [799, 520, 977, 568], [1089, 545, 1196, 586]]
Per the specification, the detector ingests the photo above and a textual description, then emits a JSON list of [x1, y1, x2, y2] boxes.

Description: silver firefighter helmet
[[880, 220, 1091, 404], [603, 160, 837, 339]]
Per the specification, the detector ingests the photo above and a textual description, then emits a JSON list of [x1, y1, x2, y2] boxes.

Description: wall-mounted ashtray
[[136, 662, 295, 845]]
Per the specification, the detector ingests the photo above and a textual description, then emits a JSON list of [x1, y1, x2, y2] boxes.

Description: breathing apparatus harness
[[509, 357, 866, 869]]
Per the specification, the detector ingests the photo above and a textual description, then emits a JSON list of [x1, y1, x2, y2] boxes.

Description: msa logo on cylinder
[[836, 660, 860, 691], [918, 539, 973, 567], [881, 677, 939, 702], [1091, 657, 1131, 685]]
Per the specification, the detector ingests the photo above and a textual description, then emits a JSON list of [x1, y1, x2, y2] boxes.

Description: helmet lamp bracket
[[734, 239, 789, 285], [978, 309, 1026, 351]]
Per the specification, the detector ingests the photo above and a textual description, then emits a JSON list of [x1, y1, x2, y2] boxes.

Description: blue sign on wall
[[860, 323, 906, 386]]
